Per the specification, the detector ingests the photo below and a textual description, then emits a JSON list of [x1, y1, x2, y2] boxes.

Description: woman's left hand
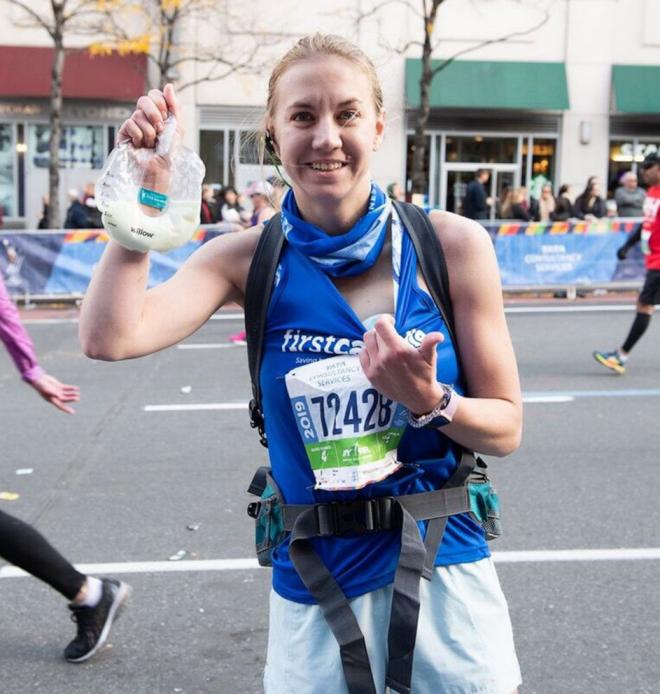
[[359, 315, 445, 415]]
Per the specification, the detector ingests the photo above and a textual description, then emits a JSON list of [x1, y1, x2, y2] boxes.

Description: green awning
[[612, 65, 660, 114], [405, 59, 569, 111]]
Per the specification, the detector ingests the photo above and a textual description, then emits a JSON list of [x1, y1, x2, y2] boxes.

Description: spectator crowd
[[0, 168, 648, 231], [461, 169, 646, 223], [49, 177, 286, 231]]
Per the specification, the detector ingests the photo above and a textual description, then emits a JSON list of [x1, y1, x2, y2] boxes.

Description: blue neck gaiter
[[279, 183, 391, 277]]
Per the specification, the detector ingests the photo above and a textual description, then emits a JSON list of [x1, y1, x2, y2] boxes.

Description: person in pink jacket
[[0, 273, 130, 662]]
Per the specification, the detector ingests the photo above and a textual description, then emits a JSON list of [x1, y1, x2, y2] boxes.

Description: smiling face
[[268, 55, 385, 225]]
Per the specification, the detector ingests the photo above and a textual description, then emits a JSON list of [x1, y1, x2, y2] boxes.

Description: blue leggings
[[0, 509, 86, 600]]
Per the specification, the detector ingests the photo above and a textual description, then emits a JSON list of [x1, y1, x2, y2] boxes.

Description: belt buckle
[[315, 497, 397, 536], [338, 501, 368, 534], [315, 501, 367, 536]]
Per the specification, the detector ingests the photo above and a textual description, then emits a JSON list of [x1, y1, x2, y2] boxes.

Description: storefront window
[[200, 130, 226, 185], [0, 124, 14, 217], [28, 124, 104, 169], [608, 140, 659, 196], [445, 136, 517, 164], [522, 138, 556, 198]]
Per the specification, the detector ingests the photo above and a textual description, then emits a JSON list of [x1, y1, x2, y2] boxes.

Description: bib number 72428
[[309, 388, 394, 439]]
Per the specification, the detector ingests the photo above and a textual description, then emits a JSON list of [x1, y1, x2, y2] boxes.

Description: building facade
[[1, 0, 659, 227]]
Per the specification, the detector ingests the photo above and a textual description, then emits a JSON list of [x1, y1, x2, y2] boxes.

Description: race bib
[[285, 355, 407, 491]]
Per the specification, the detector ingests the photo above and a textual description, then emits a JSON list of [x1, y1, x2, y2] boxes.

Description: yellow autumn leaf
[[117, 34, 151, 55], [89, 42, 114, 57], [161, 0, 183, 11]]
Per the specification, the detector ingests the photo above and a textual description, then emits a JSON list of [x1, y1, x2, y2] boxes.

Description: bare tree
[[355, 0, 551, 195], [91, 0, 293, 91], [7, 0, 102, 227]]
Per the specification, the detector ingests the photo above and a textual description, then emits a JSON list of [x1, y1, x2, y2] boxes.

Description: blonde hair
[[265, 33, 384, 129]]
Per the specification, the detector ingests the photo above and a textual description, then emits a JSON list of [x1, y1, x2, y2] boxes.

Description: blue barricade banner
[[494, 233, 643, 286], [0, 220, 647, 296], [1, 228, 223, 296]]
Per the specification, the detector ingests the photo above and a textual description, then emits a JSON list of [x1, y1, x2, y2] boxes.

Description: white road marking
[[21, 304, 660, 326], [523, 395, 574, 403], [2, 547, 660, 579], [21, 312, 244, 325], [493, 548, 660, 563], [0, 558, 259, 578], [177, 343, 244, 349], [143, 388, 660, 413], [524, 389, 660, 399], [17, 317, 79, 325], [505, 305, 643, 313], [143, 403, 248, 412]]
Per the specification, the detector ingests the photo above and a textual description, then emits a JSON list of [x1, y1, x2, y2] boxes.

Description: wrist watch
[[408, 384, 459, 429]]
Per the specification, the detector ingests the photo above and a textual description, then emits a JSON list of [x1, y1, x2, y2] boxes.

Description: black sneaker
[[64, 578, 130, 663]]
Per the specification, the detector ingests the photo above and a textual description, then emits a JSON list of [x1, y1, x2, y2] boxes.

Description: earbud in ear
[[264, 131, 276, 155], [264, 130, 282, 167]]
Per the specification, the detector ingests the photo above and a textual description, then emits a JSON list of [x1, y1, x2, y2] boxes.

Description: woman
[[536, 183, 556, 222], [219, 185, 250, 226], [200, 184, 218, 224], [551, 184, 573, 221], [80, 34, 522, 694], [246, 180, 277, 226], [574, 176, 606, 219], [508, 187, 532, 221], [496, 186, 513, 219], [0, 273, 129, 663]]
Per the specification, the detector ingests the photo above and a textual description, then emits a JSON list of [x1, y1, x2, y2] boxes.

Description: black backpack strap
[[391, 200, 457, 353], [245, 214, 285, 447]]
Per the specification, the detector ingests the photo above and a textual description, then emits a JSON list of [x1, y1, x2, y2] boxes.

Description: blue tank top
[[260, 215, 489, 604]]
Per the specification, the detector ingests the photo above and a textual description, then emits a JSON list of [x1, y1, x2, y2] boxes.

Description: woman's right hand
[[29, 373, 80, 414], [117, 83, 183, 149]]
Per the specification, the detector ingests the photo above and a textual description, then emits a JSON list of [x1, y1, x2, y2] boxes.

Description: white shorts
[[264, 558, 521, 694]]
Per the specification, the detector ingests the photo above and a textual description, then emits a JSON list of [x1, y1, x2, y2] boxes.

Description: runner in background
[[0, 273, 130, 662], [593, 152, 660, 373]]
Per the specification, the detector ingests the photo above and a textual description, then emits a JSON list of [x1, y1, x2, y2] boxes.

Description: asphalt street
[[1, 303, 659, 694]]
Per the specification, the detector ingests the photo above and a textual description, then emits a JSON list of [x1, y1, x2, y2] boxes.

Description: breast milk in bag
[[96, 115, 205, 253]]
